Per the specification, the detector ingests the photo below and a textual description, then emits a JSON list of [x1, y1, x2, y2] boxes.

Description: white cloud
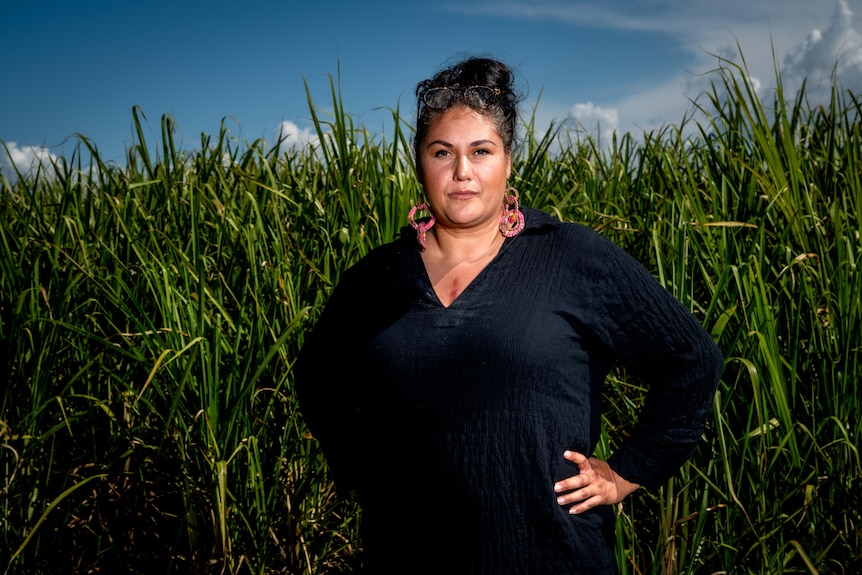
[[441, 1, 825, 44], [679, 0, 862, 118], [568, 102, 620, 136], [781, 0, 862, 101], [0, 141, 59, 184], [274, 121, 320, 155], [521, 0, 862, 139]]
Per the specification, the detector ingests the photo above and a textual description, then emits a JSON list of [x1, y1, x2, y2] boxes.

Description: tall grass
[[2, 61, 860, 574]]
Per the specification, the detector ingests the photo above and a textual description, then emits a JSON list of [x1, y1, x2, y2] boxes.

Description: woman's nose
[[454, 155, 471, 180]]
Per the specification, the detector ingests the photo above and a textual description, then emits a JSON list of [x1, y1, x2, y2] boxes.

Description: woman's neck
[[425, 219, 505, 264]]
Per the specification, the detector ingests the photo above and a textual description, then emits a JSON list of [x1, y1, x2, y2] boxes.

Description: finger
[[554, 475, 583, 494], [563, 450, 591, 473], [556, 484, 593, 506], [568, 493, 603, 514]]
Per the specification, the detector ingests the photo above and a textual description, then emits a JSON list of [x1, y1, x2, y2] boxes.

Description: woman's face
[[417, 106, 511, 233]]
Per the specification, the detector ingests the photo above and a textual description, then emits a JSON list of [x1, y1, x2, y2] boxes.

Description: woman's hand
[[553, 451, 640, 514]]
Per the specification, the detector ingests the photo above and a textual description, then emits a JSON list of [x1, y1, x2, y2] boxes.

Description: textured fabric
[[295, 207, 724, 574]]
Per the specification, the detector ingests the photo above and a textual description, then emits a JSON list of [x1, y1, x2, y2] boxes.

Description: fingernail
[[554, 483, 561, 492], [557, 497, 565, 505]]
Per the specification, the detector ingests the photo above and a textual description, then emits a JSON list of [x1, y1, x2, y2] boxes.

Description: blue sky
[[2, 0, 861, 177]]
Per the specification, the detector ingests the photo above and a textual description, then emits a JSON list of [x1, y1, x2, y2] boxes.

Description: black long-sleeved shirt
[[295, 207, 723, 574]]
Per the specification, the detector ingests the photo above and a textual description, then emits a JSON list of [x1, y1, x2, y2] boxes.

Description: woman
[[295, 57, 723, 574]]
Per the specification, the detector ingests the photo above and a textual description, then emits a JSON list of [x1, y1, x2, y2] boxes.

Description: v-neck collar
[[414, 239, 509, 309], [399, 207, 559, 309]]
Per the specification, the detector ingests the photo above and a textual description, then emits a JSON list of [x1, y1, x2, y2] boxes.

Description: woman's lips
[[448, 190, 478, 199]]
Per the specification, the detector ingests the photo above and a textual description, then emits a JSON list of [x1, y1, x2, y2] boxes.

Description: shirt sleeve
[[293, 264, 366, 494], [583, 231, 724, 489], [293, 239, 420, 494]]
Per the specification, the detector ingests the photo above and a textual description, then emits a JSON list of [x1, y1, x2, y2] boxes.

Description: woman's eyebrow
[[425, 139, 497, 149]]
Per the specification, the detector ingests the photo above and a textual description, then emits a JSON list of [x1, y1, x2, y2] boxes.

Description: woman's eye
[[433, 149, 450, 158]]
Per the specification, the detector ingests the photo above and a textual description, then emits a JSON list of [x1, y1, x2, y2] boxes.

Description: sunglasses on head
[[421, 85, 502, 111]]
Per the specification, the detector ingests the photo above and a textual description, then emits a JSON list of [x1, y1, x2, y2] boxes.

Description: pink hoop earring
[[408, 202, 435, 250], [500, 188, 525, 237]]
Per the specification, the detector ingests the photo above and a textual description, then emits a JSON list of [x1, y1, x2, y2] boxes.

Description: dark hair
[[413, 57, 521, 163]]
